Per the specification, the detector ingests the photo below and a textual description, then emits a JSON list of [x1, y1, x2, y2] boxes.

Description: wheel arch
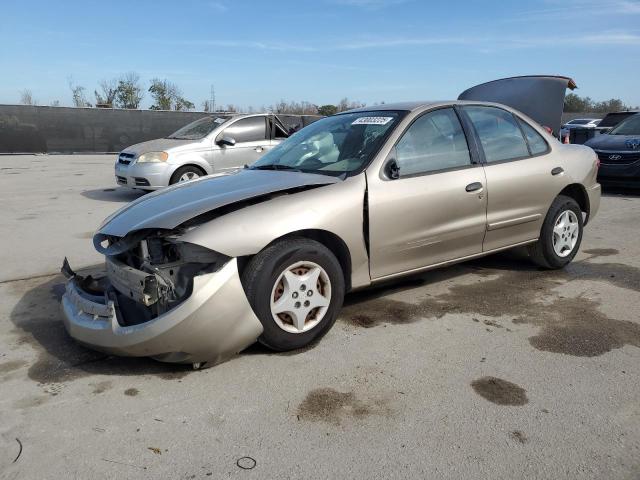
[[238, 229, 353, 292], [558, 183, 590, 224], [169, 163, 209, 184]]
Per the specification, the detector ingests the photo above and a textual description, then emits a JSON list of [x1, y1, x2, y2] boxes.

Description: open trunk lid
[[458, 75, 577, 136]]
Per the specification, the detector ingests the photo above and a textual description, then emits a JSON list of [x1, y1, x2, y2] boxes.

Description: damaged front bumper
[[61, 258, 263, 366]]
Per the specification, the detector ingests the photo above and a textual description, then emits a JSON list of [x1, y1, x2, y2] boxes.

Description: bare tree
[[19, 89, 36, 105], [271, 99, 318, 115], [50, 100, 60, 107], [202, 100, 212, 112], [337, 97, 365, 112], [115, 72, 144, 109], [95, 79, 118, 107], [68, 78, 91, 107]]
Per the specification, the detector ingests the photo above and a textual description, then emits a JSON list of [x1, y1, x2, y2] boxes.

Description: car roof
[[343, 99, 530, 114], [344, 101, 442, 113]]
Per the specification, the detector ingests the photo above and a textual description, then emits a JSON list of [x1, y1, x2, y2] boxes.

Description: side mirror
[[385, 159, 400, 180], [217, 136, 236, 147]]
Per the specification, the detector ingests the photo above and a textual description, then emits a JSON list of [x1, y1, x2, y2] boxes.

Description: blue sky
[[1, 0, 639, 109]]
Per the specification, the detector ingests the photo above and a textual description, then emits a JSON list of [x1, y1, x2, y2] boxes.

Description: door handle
[[551, 167, 564, 176], [254, 146, 264, 153], [465, 182, 483, 192]]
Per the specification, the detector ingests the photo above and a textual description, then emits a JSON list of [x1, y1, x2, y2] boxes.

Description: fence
[[0, 105, 211, 154], [0, 105, 611, 154]]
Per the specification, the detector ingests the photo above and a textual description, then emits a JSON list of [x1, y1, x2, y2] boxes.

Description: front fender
[[170, 152, 213, 175], [179, 175, 371, 289]]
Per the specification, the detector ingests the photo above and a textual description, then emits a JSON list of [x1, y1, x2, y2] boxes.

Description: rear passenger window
[[517, 118, 549, 155], [395, 108, 471, 177], [464, 106, 529, 163], [219, 116, 267, 143]]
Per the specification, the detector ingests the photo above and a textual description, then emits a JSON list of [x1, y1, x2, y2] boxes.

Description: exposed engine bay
[[66, 230, 229, 326]]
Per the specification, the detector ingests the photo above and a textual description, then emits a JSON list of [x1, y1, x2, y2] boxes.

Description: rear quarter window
[[517, 118, 549, 155]]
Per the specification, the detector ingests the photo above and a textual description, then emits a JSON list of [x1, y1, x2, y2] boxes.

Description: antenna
[[210, 85, 215, 112]]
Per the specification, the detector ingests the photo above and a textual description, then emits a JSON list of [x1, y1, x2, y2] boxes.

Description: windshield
[[609, 114, 640, 135], [167, 116, 231, 140], [250, 110, 406, 176], [568, 119, 592, 125]]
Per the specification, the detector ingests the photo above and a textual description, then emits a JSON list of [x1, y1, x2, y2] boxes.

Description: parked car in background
[[596, 111, 639, 131], [560, 118, 601, 139], [114, 113, 322, 190], [61, 75, 600, 369], [585, 112, 640, 187]]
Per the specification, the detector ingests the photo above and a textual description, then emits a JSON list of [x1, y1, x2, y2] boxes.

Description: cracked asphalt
[[1, 155, 639, 479]]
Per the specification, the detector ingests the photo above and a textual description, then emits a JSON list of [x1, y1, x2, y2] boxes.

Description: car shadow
[[245, 248, 537, 357], [601, 185, 640, 197], [9, 249, 543, 379], [9, 267, 191, 384], [81, 187, 146, 203]]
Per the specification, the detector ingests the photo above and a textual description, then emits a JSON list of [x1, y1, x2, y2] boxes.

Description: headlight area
[[136, 151, 168, 163], [89, 230, 230, 326]]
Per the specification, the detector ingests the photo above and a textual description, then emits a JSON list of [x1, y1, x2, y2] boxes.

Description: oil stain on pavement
[[471, 376, 528, 406], [297, 388, 390, 425], [341, 253, 640, 357]]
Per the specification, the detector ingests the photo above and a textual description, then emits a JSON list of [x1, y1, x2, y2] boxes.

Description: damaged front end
[[60, 229, 263, 367]]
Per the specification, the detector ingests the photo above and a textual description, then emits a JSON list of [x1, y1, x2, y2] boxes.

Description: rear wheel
[[241, 238, 345, 351], [527, 195, 583, 269], [169, 165, 206, 185]]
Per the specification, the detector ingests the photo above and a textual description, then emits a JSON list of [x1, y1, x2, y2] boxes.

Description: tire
[[241, 238, 345, 351], [527, 195, 583, 269], [169, 165, 206, 185]]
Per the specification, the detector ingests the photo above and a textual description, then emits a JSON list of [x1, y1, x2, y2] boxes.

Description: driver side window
[[395, 108, 471, 178], [218, 116, 267, 143]]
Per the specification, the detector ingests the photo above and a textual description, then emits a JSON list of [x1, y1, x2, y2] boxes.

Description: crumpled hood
[[98, 169, 341, 237], [121, 138, 197, 155], [585, 134, 639, 151]]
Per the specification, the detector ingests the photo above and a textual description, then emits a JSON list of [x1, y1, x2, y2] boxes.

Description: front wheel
[[241, 238, 345, 351], [169, 165, 205, 185], [527, 195, 583, 269]]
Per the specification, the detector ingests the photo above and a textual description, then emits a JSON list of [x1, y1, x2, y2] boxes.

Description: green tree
[[317, 104, 337, 116], [564, 93, 630, 113], [563, 93, 592, 112], [115, 72, 144, 109], [149, 78, 194, 111]]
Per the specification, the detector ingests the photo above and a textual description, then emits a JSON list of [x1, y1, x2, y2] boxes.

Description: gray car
[[114, 113, 321, 190]]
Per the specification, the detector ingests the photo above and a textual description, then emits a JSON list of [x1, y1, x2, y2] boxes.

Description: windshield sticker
[[214, 117, 227, 124], [352, 116, 394, 126]]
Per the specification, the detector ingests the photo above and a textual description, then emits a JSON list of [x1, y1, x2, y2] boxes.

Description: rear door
[[213, 116, 270, 170], [460, 105, 562, 251], [368, 107, 487, 279]]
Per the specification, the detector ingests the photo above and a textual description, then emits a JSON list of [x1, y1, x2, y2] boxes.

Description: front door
[[213, 116, 271, 171], [368, 107, 487, 279]]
